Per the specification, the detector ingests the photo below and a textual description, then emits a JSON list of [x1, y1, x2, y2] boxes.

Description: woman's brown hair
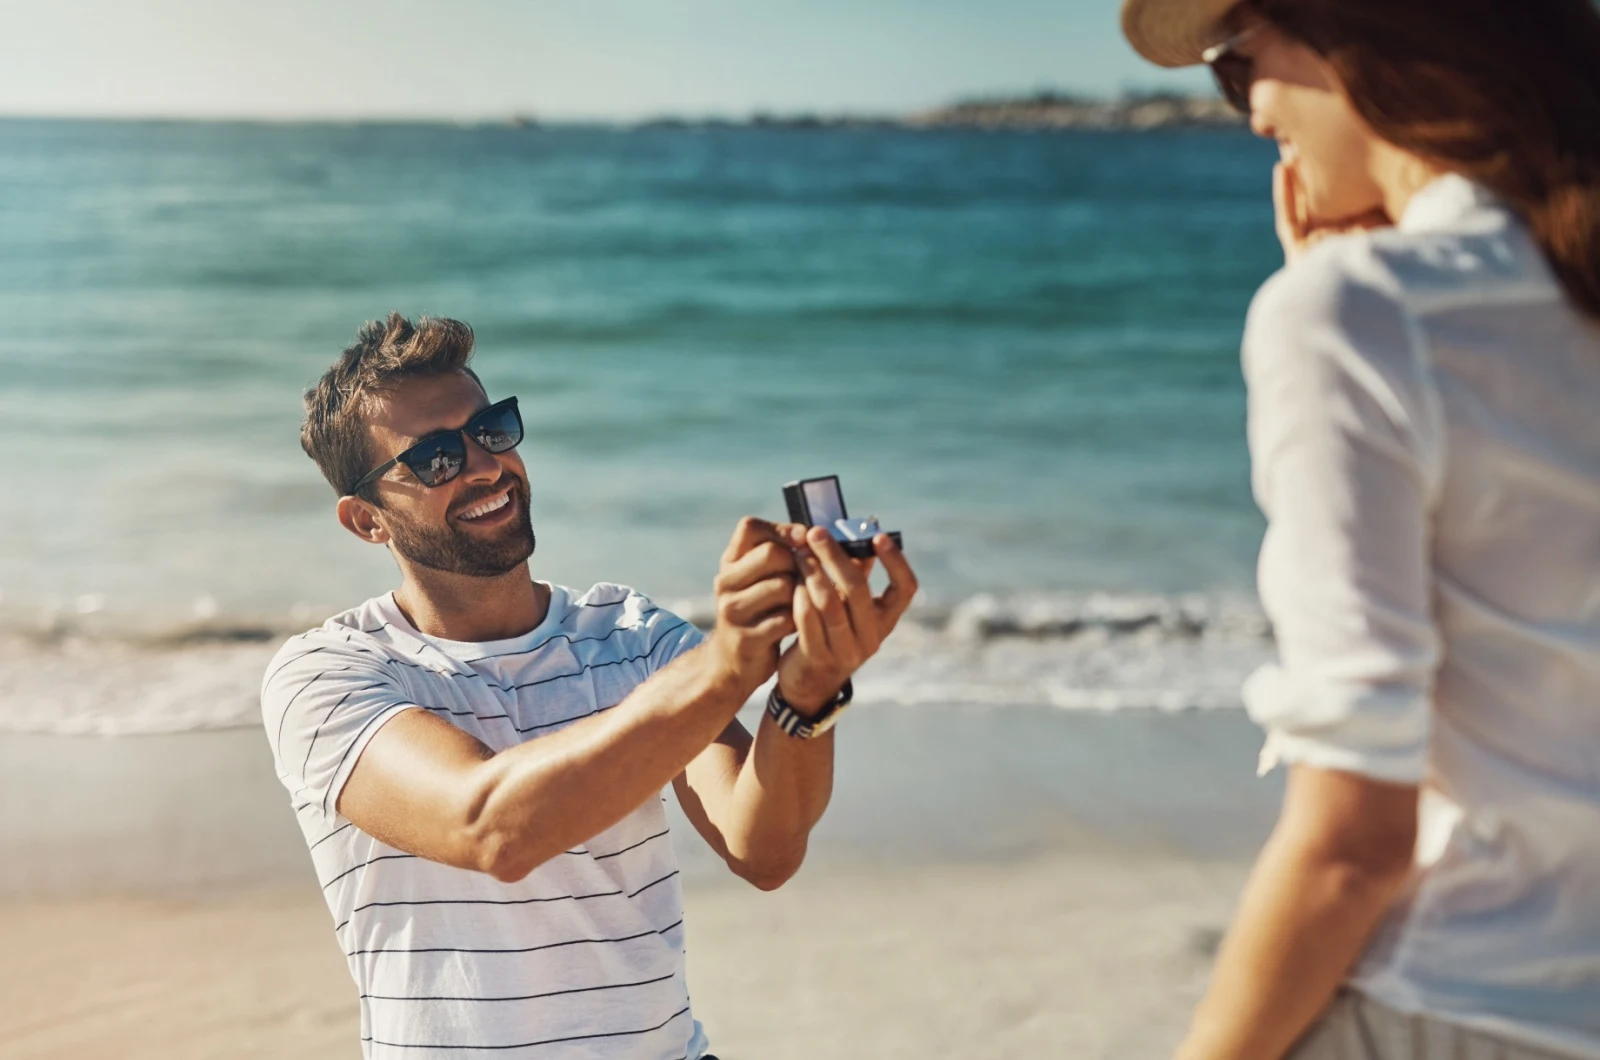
[[1252, 0, 1600, 317]]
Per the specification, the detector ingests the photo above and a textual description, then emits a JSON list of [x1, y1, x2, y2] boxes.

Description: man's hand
[[775, 527, 919, 713], [673, 522, 913, 889], [1275, 162, 1391, 265], [705, 517, 802, 698]]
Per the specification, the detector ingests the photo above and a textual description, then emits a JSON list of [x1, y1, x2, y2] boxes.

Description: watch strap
[[766, 678, 853, 739]]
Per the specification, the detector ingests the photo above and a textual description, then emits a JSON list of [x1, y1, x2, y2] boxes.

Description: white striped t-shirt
[[260, 582, 711, 1060]]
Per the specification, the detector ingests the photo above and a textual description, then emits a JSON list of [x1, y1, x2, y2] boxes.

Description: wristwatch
[[766, 679, 854, 739]]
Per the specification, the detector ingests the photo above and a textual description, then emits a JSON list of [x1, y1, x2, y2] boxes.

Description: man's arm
[[674, 527, 918, 890], [672, 713, 833, 891], [336, 518, 799, 883], [1175, 765, 1419, 1060]]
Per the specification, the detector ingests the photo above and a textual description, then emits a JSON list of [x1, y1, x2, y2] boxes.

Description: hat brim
[[1120, 0, 1241, 68]]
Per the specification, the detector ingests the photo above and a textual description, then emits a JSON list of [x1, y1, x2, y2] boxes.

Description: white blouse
[[1242, 174, 1600, 1057]]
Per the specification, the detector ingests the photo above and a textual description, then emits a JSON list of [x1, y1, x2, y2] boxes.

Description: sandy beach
[[0, 705, 1275, 1059], [1, 851, 1247, 1060]]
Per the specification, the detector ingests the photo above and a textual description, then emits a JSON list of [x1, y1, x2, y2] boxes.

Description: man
[[262, 313, 917, 1059]]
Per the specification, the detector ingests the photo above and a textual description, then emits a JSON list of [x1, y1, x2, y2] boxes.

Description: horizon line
[[0, 88, 1223, 128]]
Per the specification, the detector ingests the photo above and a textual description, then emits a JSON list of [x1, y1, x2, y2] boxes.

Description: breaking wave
[[0, 591, 1273, 736]]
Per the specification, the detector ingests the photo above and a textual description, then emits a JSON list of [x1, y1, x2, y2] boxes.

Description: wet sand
[[0, 705, 1277, 1058]]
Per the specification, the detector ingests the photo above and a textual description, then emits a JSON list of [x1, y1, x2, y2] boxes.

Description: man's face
[[359, 372, 535, 577]]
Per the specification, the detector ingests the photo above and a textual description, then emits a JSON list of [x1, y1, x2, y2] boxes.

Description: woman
[[1119, 1, 1600, 1058]]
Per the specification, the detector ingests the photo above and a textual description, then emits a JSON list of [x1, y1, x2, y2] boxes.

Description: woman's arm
[[1198, 178, 1442, 1060], [1176, 765, 1418, 1060]]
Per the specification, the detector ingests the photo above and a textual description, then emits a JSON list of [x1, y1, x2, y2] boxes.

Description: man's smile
[[455, 487, 515, 525]]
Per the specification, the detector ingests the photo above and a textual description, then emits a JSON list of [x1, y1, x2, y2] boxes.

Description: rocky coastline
[[626, 92, 1240, 133], [906, 91, 1241, 131]]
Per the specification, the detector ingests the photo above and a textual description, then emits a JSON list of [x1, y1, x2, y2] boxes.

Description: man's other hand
[[776, 527, 918, 712], [705, 517, 801, 696]]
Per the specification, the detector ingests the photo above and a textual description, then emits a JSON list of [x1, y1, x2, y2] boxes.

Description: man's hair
[[302, 312, 481, 499]]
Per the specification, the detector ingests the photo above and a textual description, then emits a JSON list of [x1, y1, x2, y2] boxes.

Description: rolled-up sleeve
[[1242, 243, 1445, 785]]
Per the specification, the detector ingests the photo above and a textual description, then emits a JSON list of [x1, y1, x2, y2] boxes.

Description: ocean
[[0, 118, 1286, 735]]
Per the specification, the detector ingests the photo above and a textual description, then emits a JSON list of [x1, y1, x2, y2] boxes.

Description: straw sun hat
[[1120, 0, 1243, 68]]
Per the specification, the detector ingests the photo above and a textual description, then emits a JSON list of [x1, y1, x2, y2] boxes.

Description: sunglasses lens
[[405, 435, 467, 487], [471, 401, 523, 454], [1211, 55, 1253, 114]]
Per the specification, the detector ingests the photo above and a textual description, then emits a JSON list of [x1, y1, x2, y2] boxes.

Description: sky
[[0, 0, 1213, 121]]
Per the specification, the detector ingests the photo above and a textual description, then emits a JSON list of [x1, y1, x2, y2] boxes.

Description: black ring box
[[783, 475, 904, 559]]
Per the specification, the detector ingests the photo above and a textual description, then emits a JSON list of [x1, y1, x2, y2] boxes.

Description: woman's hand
[[1275, 162, 1392, 264]]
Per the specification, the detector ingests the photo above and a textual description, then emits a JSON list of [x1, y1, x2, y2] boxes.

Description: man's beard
[[385, 478, 536, 578]]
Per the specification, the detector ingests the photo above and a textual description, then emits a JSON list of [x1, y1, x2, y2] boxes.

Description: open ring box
[[782, 475, 904, 560]]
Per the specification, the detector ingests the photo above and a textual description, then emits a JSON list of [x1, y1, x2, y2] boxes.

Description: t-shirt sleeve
[[639, 598, 706, 676], [260, 636, 417, 826], [1241, 246, 1445, 786]]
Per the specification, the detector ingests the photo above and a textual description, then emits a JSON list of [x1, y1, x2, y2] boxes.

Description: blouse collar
[[1400, 172, 1506, 234]]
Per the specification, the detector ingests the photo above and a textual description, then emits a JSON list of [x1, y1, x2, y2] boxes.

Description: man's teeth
[[460, 493, 511, 520]]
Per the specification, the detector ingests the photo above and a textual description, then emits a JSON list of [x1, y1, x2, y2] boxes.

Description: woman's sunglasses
[[1203, 26, 1263, 115], [350, 396, 524, 494]]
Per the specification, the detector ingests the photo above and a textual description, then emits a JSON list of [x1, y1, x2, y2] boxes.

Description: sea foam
[[0, 591, 1273, 736]]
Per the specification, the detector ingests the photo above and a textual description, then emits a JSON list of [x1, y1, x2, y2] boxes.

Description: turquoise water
[[0, 119, 1283, 630]]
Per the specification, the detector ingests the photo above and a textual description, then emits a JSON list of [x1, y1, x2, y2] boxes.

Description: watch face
[[809, 701, 852, 736]]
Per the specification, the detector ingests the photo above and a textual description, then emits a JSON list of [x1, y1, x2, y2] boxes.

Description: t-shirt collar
[[378, 583, 570, 662]]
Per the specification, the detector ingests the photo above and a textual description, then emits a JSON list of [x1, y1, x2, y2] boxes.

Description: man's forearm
[[466, 644, 755, 881], [676, 522, 914, 890], [719, 712, 835, 886], [1176, 826, 1412, 1060]]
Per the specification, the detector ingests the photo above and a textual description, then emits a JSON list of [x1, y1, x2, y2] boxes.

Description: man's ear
[[336, 495, 391, 545]]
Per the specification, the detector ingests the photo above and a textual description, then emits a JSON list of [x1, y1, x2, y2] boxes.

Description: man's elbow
[[473, 829, 538, 883], [470, 821, 584, 883], [733, 848, 807, 892], [458, 781, 551, 884], [741, 865, 799, 892]]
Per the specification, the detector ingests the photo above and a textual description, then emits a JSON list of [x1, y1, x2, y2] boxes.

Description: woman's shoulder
[[1244, 234, 1420, 391], [1243, 233, 1444, 471], [1253, 205, 1550, 338], [1248, 232, 1409, 342]]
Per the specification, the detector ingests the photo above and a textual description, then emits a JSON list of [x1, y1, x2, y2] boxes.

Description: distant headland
[[906, 91, 1241, 131], [623, 91, 1242, 133]]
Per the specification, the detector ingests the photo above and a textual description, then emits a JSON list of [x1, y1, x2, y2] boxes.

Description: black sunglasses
[[1203, 26, 1263, 115], [350, 396, 524, 494]]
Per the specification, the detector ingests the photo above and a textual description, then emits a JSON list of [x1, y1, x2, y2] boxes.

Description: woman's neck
[[1371, 141, 1445, 226]]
